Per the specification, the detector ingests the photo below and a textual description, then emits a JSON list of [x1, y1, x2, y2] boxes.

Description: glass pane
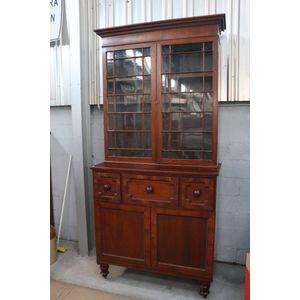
[[107, 80, 114, 94], [162, 74, 204, 93], [116, 95, 143, 112], [162, 46, 170, 55], [107, 60, 114, 77], [171, 53, 203, 73], [109, 149, 152, 157], [143, 48, 151, 56], [107, 51, 114, 59], [144, 76, 151, 93], [162, 151, 203, 160], [144, 95, 151, 112], [203, 133, 212, 150], [203, 152, 212, 160], [115, 76, 143, 94], [204, 114, 213, 131], [162, 112, 204, 131], [164, 93, 203, 113], [162, 55, 169, 73], [144, 57, 151, 75], [181, 133, 203, 149], [143, 114, 152, 130], [114, 48, 143, 59], [204, 42, 213, 51], [108, 115, 114, 130], [108, 132, 151, 149], [171, 43, 203, 53], [203, 93, 213, 112], [108, 96, 114, 112], [204, 76, 213, 91], [204, 52, 213, 71], [115, 58, 143, 77], [115, 114, 142, 130]]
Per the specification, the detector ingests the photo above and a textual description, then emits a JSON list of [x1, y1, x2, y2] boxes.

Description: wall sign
[[50, 0, 63, 41]]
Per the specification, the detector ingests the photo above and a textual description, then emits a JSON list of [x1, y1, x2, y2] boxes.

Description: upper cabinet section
[[95, 15, 225, 166]]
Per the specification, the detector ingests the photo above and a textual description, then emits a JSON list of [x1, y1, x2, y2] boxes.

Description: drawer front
[[93, 172, 120, 203], [181, 177, 214, 211], [123, 174, 179, 208]]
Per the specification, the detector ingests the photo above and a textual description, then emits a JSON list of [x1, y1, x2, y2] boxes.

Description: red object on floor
[[244, 253, 250, 300]]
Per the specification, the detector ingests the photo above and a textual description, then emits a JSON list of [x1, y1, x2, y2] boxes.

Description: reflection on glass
[[107, 60, 114, 77], [203, 93, 213, 111], [115, 95, 143, 112], [115, 58, 143, 77], [144, 76, 151, 93], [108, 132, 152, 149], [162, 74, 204, 93], [171, 53, 203, 73], [115, 76, 143, 94], [162, 55, 169, 73], [114, 48, 143, 59], [107, 52, 114, 59], [144, 57, 151, 75]]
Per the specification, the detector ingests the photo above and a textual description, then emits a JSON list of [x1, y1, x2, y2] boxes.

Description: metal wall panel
[[92, 0, 250, 103], [50, 0, 249, 106]]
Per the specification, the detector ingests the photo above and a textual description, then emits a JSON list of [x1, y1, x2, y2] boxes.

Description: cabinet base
[[199, 282, 210, 298], [100, 264, 109, 279]]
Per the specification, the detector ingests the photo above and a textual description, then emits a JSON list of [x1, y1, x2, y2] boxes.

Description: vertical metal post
[[69, 0, 89, 256]]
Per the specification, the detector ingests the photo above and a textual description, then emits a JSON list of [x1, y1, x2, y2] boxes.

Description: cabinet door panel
[[151, 208, 215, 278], [98, 204, 150, 267]]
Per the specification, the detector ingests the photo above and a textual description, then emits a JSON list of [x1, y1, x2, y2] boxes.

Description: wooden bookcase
[[92, 14, 225, 298]]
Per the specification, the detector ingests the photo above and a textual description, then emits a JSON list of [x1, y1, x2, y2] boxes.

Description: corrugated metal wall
[[50, 0, 249, 106]]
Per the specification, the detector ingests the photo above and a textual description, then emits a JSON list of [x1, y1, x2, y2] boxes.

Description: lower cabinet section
[[95, 203, 215, 281], [92, 165, 219, 297]]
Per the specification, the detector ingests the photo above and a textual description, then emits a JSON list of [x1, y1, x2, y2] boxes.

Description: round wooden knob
[[103, 184, 111, 191], [146, 186, 154, 193], [193, 190, 201, 197]]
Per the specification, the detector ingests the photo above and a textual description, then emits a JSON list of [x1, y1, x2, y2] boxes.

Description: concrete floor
[[50, 241, 245, 300]]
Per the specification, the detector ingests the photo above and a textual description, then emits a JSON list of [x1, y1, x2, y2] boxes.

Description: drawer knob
[[103, 184, 111, 191], [193, 190, 202, 197], [146, 186, 154, 193]]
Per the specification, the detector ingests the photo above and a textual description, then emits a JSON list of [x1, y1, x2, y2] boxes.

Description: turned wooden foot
[[100, 264, 109, 279], [199, 282, 210, 298]]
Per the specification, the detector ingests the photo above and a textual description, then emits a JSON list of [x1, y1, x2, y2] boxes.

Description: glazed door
[[157, 38, 218, 165], [97, 203, 151, 267], [103, 43, 157, 162], [151, 207, 215, 279]]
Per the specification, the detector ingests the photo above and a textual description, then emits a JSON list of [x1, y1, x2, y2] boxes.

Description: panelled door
[[97, 203, 151, 268], [150, 207, 215, 278]]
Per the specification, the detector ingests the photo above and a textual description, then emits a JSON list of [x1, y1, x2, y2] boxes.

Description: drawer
[[93, 172, 120, 203], [122, 174, 179, 208], [181, 177, 214, 211]]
